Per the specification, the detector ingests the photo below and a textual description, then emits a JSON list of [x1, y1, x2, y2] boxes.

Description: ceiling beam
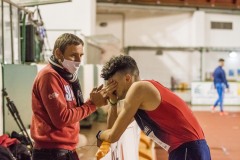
[[97, 0, 240, 10]]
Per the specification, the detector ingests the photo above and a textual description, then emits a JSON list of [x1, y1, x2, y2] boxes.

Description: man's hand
[[101, 80, 118, 104], [95, 141, 111, 160], [90, 84, 108, 107]]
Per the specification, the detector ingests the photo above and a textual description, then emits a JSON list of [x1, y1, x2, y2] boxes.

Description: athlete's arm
[[107, 103, 118, 129]]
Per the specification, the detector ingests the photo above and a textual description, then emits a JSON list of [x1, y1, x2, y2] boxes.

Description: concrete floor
[[78, 110, 240, 160]]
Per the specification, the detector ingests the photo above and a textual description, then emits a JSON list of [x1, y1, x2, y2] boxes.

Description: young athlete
[[97, 55, 211, 160]]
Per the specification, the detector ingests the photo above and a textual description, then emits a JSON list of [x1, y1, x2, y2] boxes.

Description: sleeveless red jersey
[[134, 80, 205, 153]]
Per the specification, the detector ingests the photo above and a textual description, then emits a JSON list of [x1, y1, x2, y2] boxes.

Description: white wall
[[96, 10, 198, 87], [96, 8, 240, 88], [125, 12, 192, 46], [96, 13, 124, 47], [36, 0, 96, 63], [39, 0, 96, 34], [191, 11, 206, 46], [205, 13, 240, 47], [129, 50, 194, 88], [82, 65, 94, 100], [96, 10, 196, 46]]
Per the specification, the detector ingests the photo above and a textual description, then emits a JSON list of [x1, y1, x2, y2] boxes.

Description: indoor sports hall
[[0, 0, 240, 160]]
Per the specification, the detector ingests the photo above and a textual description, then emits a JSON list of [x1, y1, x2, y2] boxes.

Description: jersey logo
[[48, 92, 59, 99], [142, 121, 170, 151], [148, 131, 170, 151], [144, 126, 151, 135], [64, 85, 75, 101]]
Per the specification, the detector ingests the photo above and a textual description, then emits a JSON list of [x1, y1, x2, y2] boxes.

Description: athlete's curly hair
[[101, 55, 139, 80]]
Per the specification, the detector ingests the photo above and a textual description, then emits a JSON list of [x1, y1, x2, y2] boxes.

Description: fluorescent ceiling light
[[229, 51, 238, 58]]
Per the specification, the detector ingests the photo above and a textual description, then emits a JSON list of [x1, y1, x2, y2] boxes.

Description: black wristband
[[108, 99, 117, 106], [96, 130, 102, 140]]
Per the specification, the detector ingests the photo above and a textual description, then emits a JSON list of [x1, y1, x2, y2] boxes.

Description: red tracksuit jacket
[[30, 64, 96, 150]]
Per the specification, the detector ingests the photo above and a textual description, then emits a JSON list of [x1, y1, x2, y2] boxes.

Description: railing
[[97, 121, 142, 160]]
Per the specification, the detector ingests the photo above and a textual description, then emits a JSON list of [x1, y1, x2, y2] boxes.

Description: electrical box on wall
[[20, 24, 41, 62]]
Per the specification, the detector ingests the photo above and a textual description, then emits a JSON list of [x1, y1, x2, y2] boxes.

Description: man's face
[[61, 44, 84, 62], [108, 72, 132, 100], [219, 61, 224, 67]]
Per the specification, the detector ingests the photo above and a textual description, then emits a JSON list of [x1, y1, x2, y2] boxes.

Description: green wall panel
[[3, 64, 37, 133]]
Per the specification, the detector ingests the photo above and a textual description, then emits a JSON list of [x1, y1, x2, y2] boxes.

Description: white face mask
[[62, 59, 80, 74]]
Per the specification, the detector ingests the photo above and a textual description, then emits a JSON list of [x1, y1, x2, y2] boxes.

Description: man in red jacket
[[97, 55, 211, 160], [31, 33, 108, 160]]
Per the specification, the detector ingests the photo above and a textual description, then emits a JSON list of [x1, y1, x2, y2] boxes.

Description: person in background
[[212, 58, 229, 116], [96, 55, 211, 160], [30, 33, 108, 160]]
